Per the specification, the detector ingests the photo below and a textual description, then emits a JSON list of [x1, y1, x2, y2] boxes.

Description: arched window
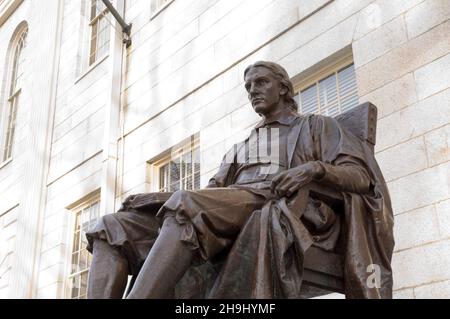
[[1, 27, 28, 163]]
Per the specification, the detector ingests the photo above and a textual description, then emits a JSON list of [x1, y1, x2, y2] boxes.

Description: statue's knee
[[100, 211, 127, 226], [100, 213, 115, 224], [172, 189, 192, 202]]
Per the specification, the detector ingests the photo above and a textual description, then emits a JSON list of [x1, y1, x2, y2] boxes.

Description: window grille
[[67, 199, 100, 299]]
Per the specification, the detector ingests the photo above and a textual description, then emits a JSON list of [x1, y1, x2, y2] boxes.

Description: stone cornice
[[0, 0, 24, 27]]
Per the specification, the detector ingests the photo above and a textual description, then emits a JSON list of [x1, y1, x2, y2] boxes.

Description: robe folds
[[183, 114, 394, 299], [86, 113, 394, 299]]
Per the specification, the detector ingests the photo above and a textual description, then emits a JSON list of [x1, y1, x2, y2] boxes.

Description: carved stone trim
[[0, 0, 24, 27]]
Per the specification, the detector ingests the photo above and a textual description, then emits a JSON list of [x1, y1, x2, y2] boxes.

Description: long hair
[[244, 61, 298, 112]]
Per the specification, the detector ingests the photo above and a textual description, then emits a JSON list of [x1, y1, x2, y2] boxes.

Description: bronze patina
[[86, 61, 394, 299]]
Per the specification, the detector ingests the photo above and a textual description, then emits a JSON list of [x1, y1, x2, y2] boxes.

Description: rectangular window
[[67, 198, 100, 299], [149, 136, 200, 192], [88, 0, 111, 66], [294, 58, 359, 117], [150, 0, 174, 18]]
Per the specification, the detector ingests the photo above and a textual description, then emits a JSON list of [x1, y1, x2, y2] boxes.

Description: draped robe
[[173, 114, 394, 299], [87, 113, 394, 299]]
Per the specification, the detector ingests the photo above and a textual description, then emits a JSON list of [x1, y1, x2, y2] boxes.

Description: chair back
[[335, 102, 378, 151]]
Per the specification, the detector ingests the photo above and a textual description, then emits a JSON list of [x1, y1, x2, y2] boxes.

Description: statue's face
[[244, 66, 286, 116]]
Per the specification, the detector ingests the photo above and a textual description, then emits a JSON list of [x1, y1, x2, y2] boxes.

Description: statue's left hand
[[270, 162, 325, 198]]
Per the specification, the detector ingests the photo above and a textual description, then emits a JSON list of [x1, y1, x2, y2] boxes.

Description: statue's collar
[[254, 110, 300, 129]]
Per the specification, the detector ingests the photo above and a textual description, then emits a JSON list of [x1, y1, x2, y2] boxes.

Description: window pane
[[88, 0, 110, 66], [75, 212, 81, 231], [89, 21, 99, 65], [97, 17, 110, 57], [70, 276, 80, 299], [182, 152, 192, 189], [184, 177, 192, 190], [193, 148, 200, 190], [9, 47, 20, 94], [3, 96, 19, 161], [79, 249, 88, 273], [169, 160, 180, 191], [81, 208, 90, 232], [300, 85, 319, 114], [71, 252, 79, 273], [319, 74, 339, 116], [73, 230, 80, 252], [194, 168, 200, 189], [69, 198, 100, 299], [340, 94, 359, 113], [158, 144, 200, 192], [298, 63, 358, 117], [89, 202, 99, 228], [81, 236, 88, 251], [80, 271, 88, 299], [338, 64, 356, 96], [159, 164, 169, 191], [9, 30, 27, 95], [3, 29, 27, 161], [192, 147, 200, 166], [338, 64, 358, 113]]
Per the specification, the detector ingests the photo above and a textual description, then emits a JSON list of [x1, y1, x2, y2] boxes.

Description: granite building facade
[[0, 0, 449, 298]]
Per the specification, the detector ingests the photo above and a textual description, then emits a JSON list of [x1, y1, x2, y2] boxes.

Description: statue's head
[[244, 61, 298, 116]]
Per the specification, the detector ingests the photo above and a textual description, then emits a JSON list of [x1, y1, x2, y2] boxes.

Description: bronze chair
[[123, 102, 378, 298], [300, 102, 377, 297]]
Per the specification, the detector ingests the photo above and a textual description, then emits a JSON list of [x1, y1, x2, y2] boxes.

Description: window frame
[[0, 26, 27, 165], [0, 204, 19, 289], [76, 0, 111, 79], [150, 0, 174, 20], [87, 0, 111, 67], [293, 54, 358, 116], [147, 135, 200, 193], [65, 193, 100, 299]]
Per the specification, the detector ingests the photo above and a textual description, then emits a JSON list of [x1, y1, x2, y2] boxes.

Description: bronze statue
[[86, 61, 394, 299]]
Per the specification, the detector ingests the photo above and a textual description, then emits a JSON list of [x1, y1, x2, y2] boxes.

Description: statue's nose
[[249, 82, 258, 95]]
